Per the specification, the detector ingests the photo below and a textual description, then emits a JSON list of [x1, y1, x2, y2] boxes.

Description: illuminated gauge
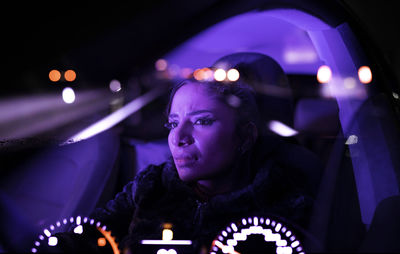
[[31, 215, 119, 254], [210, 216, 305, 254]]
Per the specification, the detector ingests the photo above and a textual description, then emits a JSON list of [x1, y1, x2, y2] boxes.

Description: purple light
[[283, 49, 317, 64], [155, 59, 168, 71], [64, 87, 164, 144], [109, 79, 122, 92], [141, 240, 192, 245], [268, 120, 298, 137]]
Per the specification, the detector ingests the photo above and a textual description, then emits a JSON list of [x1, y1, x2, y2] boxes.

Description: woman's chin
[[177, 167, 198, 182]]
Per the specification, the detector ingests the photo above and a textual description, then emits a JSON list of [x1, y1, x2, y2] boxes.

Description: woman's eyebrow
[[168, 113, 178, 119], [188, 110, 213, 116], [169, 110, 214, 119]]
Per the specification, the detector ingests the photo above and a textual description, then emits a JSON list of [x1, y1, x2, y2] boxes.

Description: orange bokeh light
[[64, 70, 76, 82], [193, 68, 205, 81], [98, 237, 106, 247], [49, 70, 61, 82]]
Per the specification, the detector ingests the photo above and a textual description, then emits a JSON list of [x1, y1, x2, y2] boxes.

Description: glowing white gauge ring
[[31, 216, 119, 254], [210, 216, 305, 254]]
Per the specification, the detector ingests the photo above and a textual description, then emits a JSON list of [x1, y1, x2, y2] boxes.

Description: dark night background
[[3, 0, 400, 97]]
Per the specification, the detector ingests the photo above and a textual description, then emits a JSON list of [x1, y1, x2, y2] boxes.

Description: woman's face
[[167, 82, 238, 182]]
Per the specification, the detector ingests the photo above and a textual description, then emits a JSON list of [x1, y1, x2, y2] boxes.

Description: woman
[[55, 53, 320, 253]]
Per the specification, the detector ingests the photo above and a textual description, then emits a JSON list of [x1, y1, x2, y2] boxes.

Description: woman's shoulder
[[132, 160, 182, 199]]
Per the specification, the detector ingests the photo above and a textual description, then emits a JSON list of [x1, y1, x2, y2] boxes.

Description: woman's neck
[[196, 157, 252, 197]]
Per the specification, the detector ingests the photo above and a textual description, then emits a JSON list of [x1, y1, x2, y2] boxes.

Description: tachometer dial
[[31, 215, 119, 254]]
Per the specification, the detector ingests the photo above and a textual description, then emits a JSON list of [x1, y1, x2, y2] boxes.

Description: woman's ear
[[240, 122, 258, 153]]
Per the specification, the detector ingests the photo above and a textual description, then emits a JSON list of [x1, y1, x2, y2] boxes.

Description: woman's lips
[[174, 155, 197, 167]]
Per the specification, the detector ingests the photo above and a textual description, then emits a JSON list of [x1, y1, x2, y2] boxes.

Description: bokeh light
[[49, 70, 61, 82], [358, 66, 372, 84], [109, 79, 122, 92], [155, 59, 168, 71], [227, 68, 240, 81], [317, 65, 332, 83], [203, 68, 213, 81], [343, 77, 356, 89], [193, 68, 204, 81], [214, 68, 226, 81], [193, 68, 214, 81], [167, 64, 180, 77], [64, 70, 76, 82], [62, 87, 76, 104], [180, 68, 193, 78], [98, 237, 106, 247]]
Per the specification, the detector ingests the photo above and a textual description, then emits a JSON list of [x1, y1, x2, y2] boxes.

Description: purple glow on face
[[167, 82, 238, 183]]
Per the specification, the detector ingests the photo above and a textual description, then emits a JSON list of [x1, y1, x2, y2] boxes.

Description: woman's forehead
[[172, 83, 215, 106], [170, 82, 229, 115]]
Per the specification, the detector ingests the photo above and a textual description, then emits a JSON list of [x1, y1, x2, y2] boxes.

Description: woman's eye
[[164, 122, 178, 130], [194, 118, 215, 126]]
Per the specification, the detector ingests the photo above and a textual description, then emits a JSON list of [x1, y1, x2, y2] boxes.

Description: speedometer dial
[[210, 216, 305, 254]]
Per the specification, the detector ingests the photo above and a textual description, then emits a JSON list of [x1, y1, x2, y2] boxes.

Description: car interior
[[1, 1, 400, 253]]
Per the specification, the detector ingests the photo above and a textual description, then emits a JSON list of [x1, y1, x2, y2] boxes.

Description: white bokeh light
[[62, 87, 75, 104], [214, 68, 227, 81], [317, 65, 332, 83], [227, 68, 240, 81], [358, 66, 372, 84]]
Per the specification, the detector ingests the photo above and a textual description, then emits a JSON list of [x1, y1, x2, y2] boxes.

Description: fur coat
[[92, 152, 315, 253], [52, 137, 320, 253]]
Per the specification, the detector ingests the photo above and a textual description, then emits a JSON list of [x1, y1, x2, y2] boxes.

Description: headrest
[[294, 98, 339, 136], [212, 52, 289, 87], [212, 52, 294, 126]]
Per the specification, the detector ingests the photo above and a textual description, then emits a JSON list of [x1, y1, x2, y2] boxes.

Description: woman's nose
[[172, 123, 194, 147]]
